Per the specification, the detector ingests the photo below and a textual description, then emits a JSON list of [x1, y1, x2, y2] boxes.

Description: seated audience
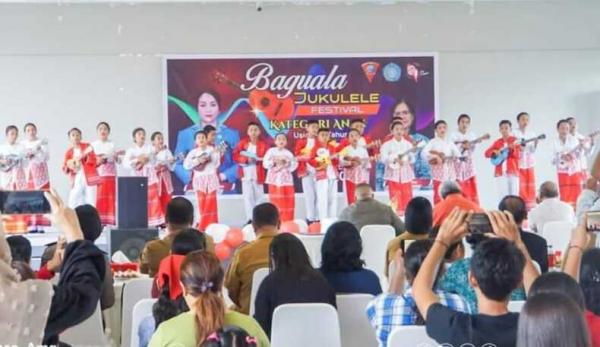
[[202, 326, 259, 347], [225, 203, 279, 314], [413, 209, 540, 347], [528, 272, 585, 310], [319, 221, 382, 295], [338, 183, 405, 235], [385, 197, 432, 277], [6, 235, 35, 281], [254, 233, 336, 337], [366, 239, 471, 347], [140, 197, 215, 277], [577, 177, 600, 224], [149, 251, 269, 347], [528, 181, 575, 233], [432, 181, 481, 227], [499, 195, 549, 273]]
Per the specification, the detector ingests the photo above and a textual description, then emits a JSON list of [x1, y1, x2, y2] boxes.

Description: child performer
[[309, 128, 340, 220], [183, 130, 220, 230], [63, 128, 99, 208], [485, 120, 521, 199], [0, 125, 27, 191], [294, 119, 320, 223], [553, 119, 584, 208], [233, 122, 267, 223], [450, 114, 481, 204], [339, 128, 371, 205], [263, 133, 298, 221], [92, 122, 120, 226], [423, 120, 462, 205], [151, 131, 176, 216], [513, 112, 539, 210], [21, 123, 50, 230], [380, 121, 416, 215], [123, 127, 163, 227]]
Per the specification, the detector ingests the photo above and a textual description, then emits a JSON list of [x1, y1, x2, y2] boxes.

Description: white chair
[[121, 277, 153, 347], [387, 326, 438, 347], [249, 267, 270, 316], [293, 219, 309, 234], [296, 233, 325, 268], [130, 298, 157, 347], [271, 303, 341, 347], [61, 303, 108, 346], [321, 218, 337, 234], [360, 225, 396, 279], [542, 221, 575, 253], [242, 223, 257, 242], [336, 294, 377, 347], [508, 300, 526, 313]]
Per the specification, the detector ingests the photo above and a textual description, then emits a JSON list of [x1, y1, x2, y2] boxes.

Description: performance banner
[[165, 54, 437, 195]]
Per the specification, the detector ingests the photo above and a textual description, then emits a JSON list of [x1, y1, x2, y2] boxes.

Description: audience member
[[366, 239, 470, 347], [528, 181, 575, 233], [432, 181, 481, 227], [428, 225, 465, 263], [149, 251, 269, 347], [580, 248, 600, 347], [413, 209, 540, 347], [225, 203, 279, 314], [6, 235, 35, 280], [385, 197, 432, 277], [319, 221, 382, 295], [577, 177, 600, 224], [338, 183, 405, 235], [254, 233, 336, 337], [499, 195, 549, 273], [528, 272, 585, 309], [202, 326, 259, 347]]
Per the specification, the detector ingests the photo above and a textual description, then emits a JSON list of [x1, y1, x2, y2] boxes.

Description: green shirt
[[149, 310, 270, 347]]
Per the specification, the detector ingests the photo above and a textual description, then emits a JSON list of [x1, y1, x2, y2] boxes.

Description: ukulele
[[558, 130, 600, 169], [389, 141, 426, 170], [455, 133, 491, 153], [193, 142, 228, 171], [490, 134, 546, 166]]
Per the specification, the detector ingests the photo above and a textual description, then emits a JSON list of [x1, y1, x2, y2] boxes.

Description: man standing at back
[[225, 202, 280, 314]]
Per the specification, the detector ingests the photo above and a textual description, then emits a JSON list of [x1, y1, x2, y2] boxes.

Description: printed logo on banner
[[383, 63, 402, 82], [361, 61, 380, 83]]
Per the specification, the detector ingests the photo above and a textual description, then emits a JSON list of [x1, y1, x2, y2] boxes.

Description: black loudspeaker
[[117, 176, 148, 229], [108, 228, 159, 261]]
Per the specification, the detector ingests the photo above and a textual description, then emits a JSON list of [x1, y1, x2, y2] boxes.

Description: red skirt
[[26, 180, 51, 228], [345, 181, 357, 206], [432, 180, 442, 205], [197, 190, 218, 231], [159, 180, 172, 217], [558, 172, 582, 208], [269, 184, 295, 222], [387, 181, 412, 216], [458, 176, 479, 205], [96, 176, 116, 226], [148, 183, 165, 227], [519, 168, 537, 210]]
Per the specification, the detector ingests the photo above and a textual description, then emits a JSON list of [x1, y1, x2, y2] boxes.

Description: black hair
[[68, 127, 81, 136], [132, 127, 145, 139], [318, 127, 330, 134], [566, 116, 576, 122], [246, 122, 260, 129], [203, 125, 217, 134], [75, 204, 103, 242], [269, 233, 316, 277], [252, 203, 280, 229], [557, 119, 570, 130], [96, 122, 111, 132], [389, 121, 404, 131], [166, 197, 195, 226], [320, 221, 364, 272], [306, 120, 319, 126], [403, 239, 439, 325], [171, 229, 206, 255], [498, 195, 527, 225], [201, 326, 258, 347], [391, 98, 415, 118], [347, 128, 361, 137], [197, 90, 222, 107], [5, 125, 18, 135], [11, 261, 35, 281], [457, 114, 471, 124], [580, 248, 600, 315], [470, 238, 525, 301], [151, 131, 163, 142], [434, 120, 447, 129], [153, 277, 189, 328], [429, 225, 462, 261], [350, 118, 365, 125], [499, 120, 512, 128], [516, 112, 530, 122], [6, 236, 32, 263], [23, 123, 37, 131], [404, 197, 433, 235], [529, 272, 585, 310]]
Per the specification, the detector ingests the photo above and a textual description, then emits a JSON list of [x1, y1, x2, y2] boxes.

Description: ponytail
[[194, 290, 226, 346]]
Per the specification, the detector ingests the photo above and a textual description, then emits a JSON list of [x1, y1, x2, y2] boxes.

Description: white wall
[[0, 1, 598, 221]]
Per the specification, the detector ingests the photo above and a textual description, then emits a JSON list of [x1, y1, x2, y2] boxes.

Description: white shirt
[[528, 197, 575, 233], [0, 142, 26, 189], [123, 144, 157, 181], [21, 138, 49, 164], [450, 131, 478, 155], [422, 137, 461, 160], [553, 135, 582, 174], [339, 144, 370, 169], [513, 128, 537, 168], [155, 148, 176, 171], [183, 146, 221, 176], [380, 137, 415, 167], [574, 131, 595, 171], [91, 140, 116, 161], [241, 143, 258, 181]]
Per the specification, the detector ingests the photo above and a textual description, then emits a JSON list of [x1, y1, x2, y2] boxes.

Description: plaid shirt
[[366, 288, 471, 347]]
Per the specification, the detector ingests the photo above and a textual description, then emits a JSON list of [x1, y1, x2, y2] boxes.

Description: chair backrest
[[360, 225, 396, 278], [296, 233, 325, 268], [387, 325, 438, 347], [508, 300, 526, 313], [542, 221, 575, 252], [61, 303, 108, 346], [249, 267, 270, 316], [336, 294, 377, 347], [121, 277, 153, 347], [271, 303, 341, 347], [130, 298, 158, 347]]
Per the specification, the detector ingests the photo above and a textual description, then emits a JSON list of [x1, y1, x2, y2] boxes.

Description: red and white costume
[[338, 144, 370, 205], [184, 146, 220, 231], [294, 136, 318, 221], [422, 137, 461, 205], [338, 134, 379, 156], [309, 141, 339, 220], [450, 131, 480, 205], [154, 147, 176, 217], [513, 128, 538, 210], [0, 142, 27, 191], [63, 143, 99, 209], [22, 138, 51, 228], [553, 135, 583, 208], [380, 137, 415, 216], [233, 138, 267, 221], [574, 131, 595, 181], [91, 140, 118, 226], [124, 144, 163, 227], [485, 136, 521, 200], [263, 147, 298, 221]]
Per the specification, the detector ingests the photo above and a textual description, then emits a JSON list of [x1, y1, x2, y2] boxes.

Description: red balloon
[[307, 222, 321, 234], [215, 243, 232, 261], [225, 227, 244, 248], [280, 221, 300, 234]]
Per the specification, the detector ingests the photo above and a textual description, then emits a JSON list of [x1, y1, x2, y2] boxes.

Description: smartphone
[[0, 191, 50, 215], [468, 213, 493, 234], [586, 211, 600, 232]]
